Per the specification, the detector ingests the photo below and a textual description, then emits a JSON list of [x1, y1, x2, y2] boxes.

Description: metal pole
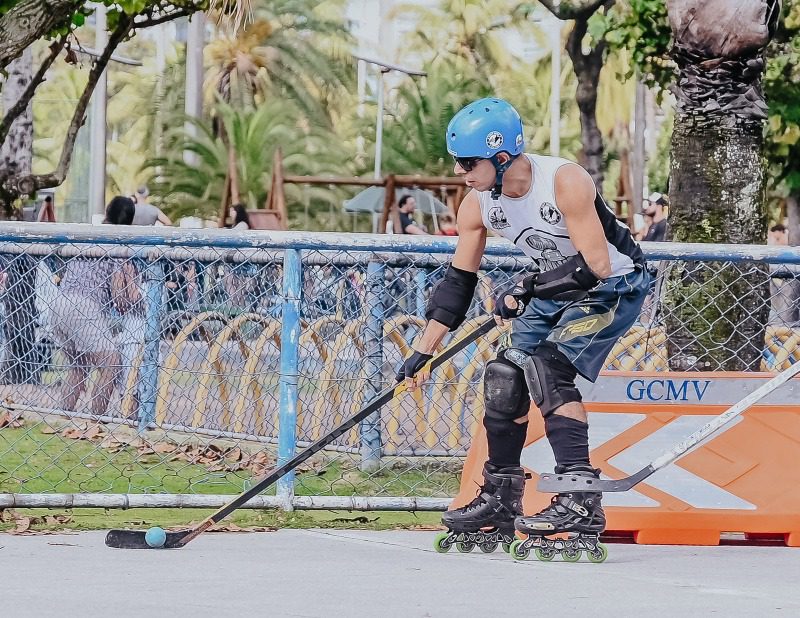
[[277, 249, 302, 509], [360, 260, 385, 472], [138, 258, 164, 432], [549, 18, 562, 157], [632, 79, 647, 216], [184, 12, 205, 164], [88, 4, 108, 219], [373, 69, 385, 181], [356, 59, 366, 156]]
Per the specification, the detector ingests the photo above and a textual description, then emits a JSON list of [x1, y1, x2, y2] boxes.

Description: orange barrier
[[453, 372, 800, 546]]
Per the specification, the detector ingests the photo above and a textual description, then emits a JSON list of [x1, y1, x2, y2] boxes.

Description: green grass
[[0, 420, 458, 532], [0, 507, 444, 533]]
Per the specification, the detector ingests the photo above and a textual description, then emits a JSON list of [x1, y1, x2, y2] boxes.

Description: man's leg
[[89, 350, 121, 417], [62, 354, 89, 412], [434, 350, 532, 554], [512, 269, 650, 561]]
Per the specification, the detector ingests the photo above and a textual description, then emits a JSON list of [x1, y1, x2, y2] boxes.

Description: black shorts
[[511, 266, 650, 381]]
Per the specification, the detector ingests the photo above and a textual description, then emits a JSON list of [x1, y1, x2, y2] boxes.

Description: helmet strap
[[489, 153, 519, 200]]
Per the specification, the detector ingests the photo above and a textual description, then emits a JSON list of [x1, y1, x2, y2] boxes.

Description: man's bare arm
[[414, 191, 486, 355], [554, 164, 612, 279]]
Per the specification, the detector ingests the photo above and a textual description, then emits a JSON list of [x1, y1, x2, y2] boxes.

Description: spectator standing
[[767, 223, 800, 326], [50, 197, 139, 417], [132, 186, 172, 226]]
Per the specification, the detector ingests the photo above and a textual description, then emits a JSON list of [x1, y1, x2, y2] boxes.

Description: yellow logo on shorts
[[556, 310, 615, 342], [561, 318, 599, 336]]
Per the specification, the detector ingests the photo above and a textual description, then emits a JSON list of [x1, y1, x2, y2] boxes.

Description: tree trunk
[[664, 0, 779, 371], [0, 48, 39, 385], [0, 0, 80, 71], [1, 47, 34, 219], [566, 14, 606, 189]]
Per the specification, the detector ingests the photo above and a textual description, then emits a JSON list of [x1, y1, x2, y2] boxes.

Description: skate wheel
[[509, 539, 529, 561], [479, 541, 498, 553], [586, 543, 608, 564], [534, 547, 556, 562], [501, 542, 512, 554], [433, 532, 451, 553], [562, 548, 581, 562], [456, 541, 475, 553]]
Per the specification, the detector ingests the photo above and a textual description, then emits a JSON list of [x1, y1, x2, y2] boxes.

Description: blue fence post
[[277, 249, 302, 510], [137, 257, 164, 432], [361, 260, 385, 472]]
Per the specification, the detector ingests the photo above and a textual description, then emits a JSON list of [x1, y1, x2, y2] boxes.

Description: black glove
[[396, 350, 433, 382], [493, 282, 532, 320]]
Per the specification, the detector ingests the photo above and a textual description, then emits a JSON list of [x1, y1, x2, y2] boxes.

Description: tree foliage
[[600, 0, 800, 198], [143, 101, 351, 222]]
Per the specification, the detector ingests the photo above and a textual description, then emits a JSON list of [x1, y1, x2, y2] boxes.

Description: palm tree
[[664, 0, 781, 371], [375, 58, 492, 177], [206, 0, 353, 122], [394, 0, 542, 81], [143, 101, 352, 225]]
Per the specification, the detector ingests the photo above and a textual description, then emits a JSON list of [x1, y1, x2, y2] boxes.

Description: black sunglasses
[[453, 156, 483, 172]]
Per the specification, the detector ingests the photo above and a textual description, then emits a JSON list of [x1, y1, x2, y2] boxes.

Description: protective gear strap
[[523, 344, 582, 417], [425, 265, 478, 331], [483, 349, 531, 420], [490, 153, 520, 200], [523, 252, 600, 302]]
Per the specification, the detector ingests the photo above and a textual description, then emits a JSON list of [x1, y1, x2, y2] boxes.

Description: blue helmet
[[446, 98, 524, 159]]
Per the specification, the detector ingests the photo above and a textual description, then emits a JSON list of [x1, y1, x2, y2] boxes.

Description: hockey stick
[[105, 317, 496, 549], [537, 357, 800, 494]]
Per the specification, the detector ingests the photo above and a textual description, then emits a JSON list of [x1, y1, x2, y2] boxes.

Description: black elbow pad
[[426, 265, 478, 330]]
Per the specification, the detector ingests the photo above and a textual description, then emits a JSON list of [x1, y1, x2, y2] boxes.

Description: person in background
[[229, 203, 252, 230], [767, 222, 800, 326], [132, 186, 172, 226], [641, 192, 668, 242], [50, 197, 139, 418], [437, 212, 459, 236], [398, 195, 428, 235]]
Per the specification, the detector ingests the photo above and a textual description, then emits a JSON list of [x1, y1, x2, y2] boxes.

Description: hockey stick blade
[[537, 467, 653, 493], [105, 529, 191, 549], [105, 317, 496, 549], [536, 357, 800, 494]]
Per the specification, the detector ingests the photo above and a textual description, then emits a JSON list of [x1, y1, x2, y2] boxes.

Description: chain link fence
[[1, 224, 799, 510]]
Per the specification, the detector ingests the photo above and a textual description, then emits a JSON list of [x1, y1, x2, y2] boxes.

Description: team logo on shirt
[[486, 131, 503, 149], [523, 233, 567, 270], [539, 202, 562, 225], [488, 206, 510, 229]]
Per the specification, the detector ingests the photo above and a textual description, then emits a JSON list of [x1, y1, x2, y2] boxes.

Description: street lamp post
[[87, 5, 143, 221], [352, 54, 426, 230]]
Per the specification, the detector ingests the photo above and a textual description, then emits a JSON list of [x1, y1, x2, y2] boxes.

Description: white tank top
[[477, 154, 641, 277]]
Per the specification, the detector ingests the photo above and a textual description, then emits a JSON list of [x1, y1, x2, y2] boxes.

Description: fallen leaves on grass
[[0, 411, 25, 429], [209, 523, 278, 533], [330, 516, 380, 524], [0, 509, 73, 535], [49, 421, 327, 478]]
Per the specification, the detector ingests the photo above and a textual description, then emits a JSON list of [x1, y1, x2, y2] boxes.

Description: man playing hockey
[[397, 98, 650, 561]]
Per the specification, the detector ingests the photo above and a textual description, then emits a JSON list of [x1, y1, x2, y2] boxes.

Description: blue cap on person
[[446, 98, 524, 159]]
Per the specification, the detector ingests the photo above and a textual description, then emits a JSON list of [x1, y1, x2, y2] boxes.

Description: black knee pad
[[483, 349, 531, 421], [526, 343, 582, 417]]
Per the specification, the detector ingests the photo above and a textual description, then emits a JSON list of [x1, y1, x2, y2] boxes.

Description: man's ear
[[496, 152, 511, 165]]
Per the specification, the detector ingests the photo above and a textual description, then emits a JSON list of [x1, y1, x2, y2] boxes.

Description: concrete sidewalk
[[1, 530, 797, 617]]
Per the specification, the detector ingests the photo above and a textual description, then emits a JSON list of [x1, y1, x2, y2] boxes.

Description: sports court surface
[[2, 530, 797, 617]]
